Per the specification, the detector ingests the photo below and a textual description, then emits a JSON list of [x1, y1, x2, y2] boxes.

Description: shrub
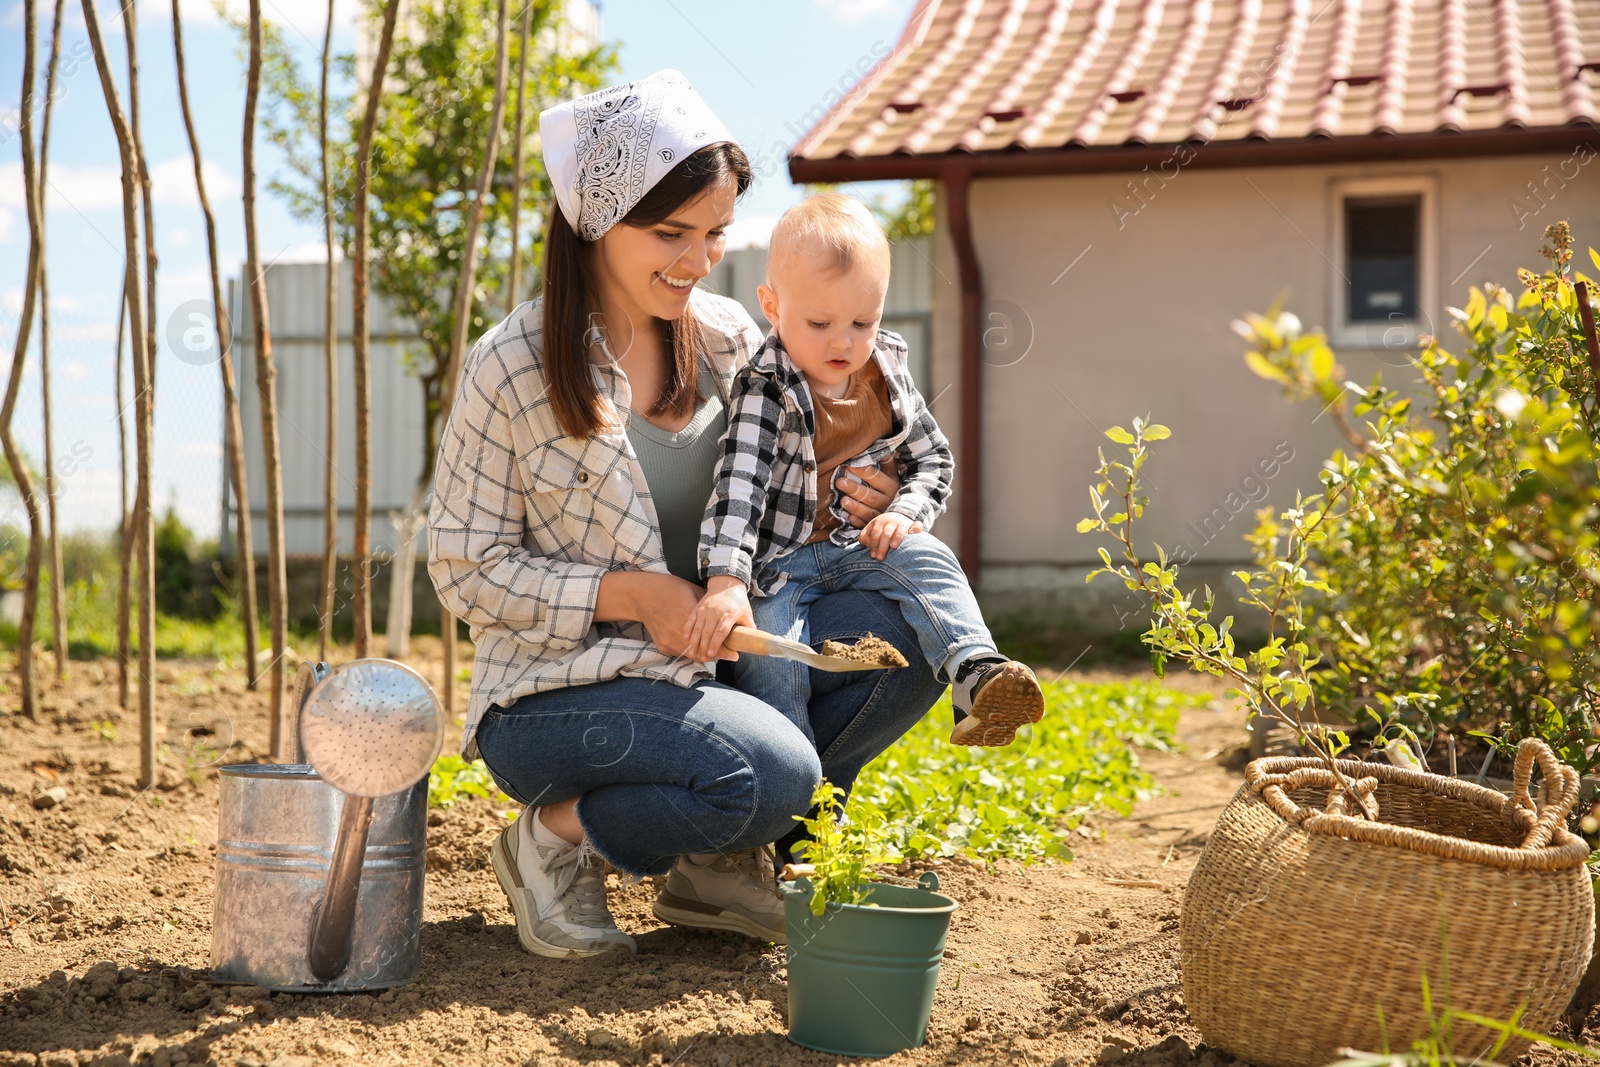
[[1080, 224, 1600, 782]]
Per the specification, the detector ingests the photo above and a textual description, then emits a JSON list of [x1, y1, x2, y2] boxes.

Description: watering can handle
[[307, 793, 374, 982], [288, 661, 332, 764]]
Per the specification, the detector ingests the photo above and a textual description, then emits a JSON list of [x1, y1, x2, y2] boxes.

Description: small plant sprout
[[1078, 416, 1378, 814], [791, 779, 896, 915]]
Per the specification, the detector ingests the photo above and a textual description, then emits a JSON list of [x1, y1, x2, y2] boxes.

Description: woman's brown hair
[[543, 142, 753, 440]]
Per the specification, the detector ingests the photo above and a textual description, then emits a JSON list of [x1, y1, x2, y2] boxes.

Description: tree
[[873, 179, 935, 239], [434, 0, 511, 699], [3, 0, 46, 718], [351, 0, 403, 657], [504, 1, 532, 317], [115, 280, 129, 709], [317, 0, 337, 664], [172, 0, 259, 688], [247, 0, 613, 644], [38, 0, 66, 680], [81, 0, 157, 787], [244, 0, 289, 758]]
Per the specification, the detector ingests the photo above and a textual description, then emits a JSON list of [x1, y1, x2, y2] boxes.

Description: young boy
[[684, 192, 1044, 746]]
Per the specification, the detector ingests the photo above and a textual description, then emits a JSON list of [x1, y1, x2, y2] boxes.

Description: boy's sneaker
[[950, 656, 1045, 746], [652, 847, 786, 943], [489, 813, 637, 959]]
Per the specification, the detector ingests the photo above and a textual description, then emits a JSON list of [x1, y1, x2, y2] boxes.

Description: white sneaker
[[652, 847, 786, 943], [489, 812, 636, 959]]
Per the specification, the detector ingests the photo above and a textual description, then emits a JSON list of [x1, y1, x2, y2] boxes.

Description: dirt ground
[[0, 645, 1594, 1067]]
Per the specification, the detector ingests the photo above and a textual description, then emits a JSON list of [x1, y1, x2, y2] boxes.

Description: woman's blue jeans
[[473, 588, 948, 877]]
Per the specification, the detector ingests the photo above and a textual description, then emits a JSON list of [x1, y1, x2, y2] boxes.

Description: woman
[[427, 70, 945, 960]]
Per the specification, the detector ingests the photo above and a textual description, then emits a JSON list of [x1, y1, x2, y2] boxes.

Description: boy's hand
[[683, 575, 754, 663], [860, 512, 922, 560]]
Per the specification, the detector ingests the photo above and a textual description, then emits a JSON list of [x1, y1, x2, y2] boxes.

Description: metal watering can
[[210, 659, 445, 991]]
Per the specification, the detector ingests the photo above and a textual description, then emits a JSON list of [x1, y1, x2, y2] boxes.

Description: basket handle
[[1510, 737, 1580, 850], [1255, 766, 1381, 824]]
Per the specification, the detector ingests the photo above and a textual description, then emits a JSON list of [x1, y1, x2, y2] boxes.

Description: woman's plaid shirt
[[698, 329, 954, 597], [427, 290, 763, 759]]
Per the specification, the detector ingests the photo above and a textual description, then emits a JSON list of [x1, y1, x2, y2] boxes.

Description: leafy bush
[[852, 677, 1188, 860], [1080, 224, 1600, 781], [427, 754, 510, 809]]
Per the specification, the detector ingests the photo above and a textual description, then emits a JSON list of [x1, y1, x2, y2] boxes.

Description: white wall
[[927, 149, 1600, 623]]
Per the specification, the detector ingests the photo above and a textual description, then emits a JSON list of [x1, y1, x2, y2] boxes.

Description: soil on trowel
[[818, 633, 908, 667]]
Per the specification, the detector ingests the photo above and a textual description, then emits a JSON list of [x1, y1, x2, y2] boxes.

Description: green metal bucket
[[782, 873, 959, 1058]]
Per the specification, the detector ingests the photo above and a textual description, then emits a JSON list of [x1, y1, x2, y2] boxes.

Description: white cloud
[[1, 288, 22, 316], [150, 156, 241, 205], [813, 0, 900, 23], [175, 441, 223, 460], [53, 321, 118, 343], [0, 161, 125, 213], [64, 359, 90, 382], [2, 3, 21, 29], [166, 0, 362, 40], [0, 157, 242, 216], [268, 238, 339, 264], [725, 214, 778, 250], [0, 207, 12, 245]]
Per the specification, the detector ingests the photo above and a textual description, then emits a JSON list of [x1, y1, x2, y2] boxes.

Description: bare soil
[[0, 647, 1593, 1067]]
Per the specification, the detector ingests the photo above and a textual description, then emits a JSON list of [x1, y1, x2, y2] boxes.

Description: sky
[[0, 0, 918, 539]]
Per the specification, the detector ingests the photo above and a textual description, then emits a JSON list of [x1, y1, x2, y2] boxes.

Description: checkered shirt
[[698, 329, 954, 597], [427, 289, 763, 759]]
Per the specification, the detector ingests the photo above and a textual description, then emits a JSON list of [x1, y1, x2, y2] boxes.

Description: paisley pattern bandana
[[540, 70, 736, 241]]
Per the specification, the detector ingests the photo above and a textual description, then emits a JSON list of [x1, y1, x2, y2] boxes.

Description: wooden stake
[[39, 0, 67, 680], [244, 0, 289, 758], [2, 0, 46, 720], [81, 0, 156, 786]]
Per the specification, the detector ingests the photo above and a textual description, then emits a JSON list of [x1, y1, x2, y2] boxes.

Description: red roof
[[791, 0, 1598, 168]]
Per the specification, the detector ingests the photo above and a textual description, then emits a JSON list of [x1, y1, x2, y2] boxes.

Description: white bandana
[[540, 70, 737, 242]]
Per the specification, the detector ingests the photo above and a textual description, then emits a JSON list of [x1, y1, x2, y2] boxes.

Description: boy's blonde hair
[[767, 192, 891, 284]]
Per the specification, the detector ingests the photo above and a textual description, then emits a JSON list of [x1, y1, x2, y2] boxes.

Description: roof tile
[[790, 0, 1597, 161]]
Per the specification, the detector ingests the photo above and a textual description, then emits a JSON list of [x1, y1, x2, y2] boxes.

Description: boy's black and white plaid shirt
[[699, 329, 954, 596]]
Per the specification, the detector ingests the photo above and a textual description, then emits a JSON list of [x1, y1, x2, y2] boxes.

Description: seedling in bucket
[[779, 780, 959, 1058]]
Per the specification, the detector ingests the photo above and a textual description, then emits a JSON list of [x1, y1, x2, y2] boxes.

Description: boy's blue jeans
[[739, 532, 995, 741]]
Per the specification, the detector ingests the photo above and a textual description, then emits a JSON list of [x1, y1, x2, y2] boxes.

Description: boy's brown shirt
[[805, 358, 894, 544]]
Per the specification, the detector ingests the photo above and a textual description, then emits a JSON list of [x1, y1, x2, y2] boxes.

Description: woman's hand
[[835, 460, 903, 528], [596, 570, 740, 662], [682, 576, 754, 663]]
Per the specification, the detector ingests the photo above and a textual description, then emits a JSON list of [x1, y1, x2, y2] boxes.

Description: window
[[1345, 197, 1419, 321], [1328, 176, 1436, 349]]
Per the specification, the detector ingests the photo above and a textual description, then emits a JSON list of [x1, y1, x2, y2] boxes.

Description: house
[[789, 0, 1600, 630]]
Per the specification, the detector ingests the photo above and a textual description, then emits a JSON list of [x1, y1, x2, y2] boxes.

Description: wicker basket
[[1180, 738, 1595, 1067]]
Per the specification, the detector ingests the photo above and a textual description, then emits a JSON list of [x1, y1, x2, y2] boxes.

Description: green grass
[[851, 677, 1200, 862], [428, 754, 511, 809]]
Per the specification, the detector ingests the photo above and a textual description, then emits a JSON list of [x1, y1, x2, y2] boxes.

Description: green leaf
[[1244, 350, 1290, 384], [1075, 517, 1099, 533], [1105, 426, 1135, 445], [1142, 424, 1171, 440]]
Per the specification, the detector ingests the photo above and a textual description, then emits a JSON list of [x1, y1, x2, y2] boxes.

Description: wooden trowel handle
[[725, 625, 776, 657]]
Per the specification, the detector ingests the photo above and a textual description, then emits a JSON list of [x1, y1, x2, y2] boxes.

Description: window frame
[[1327, 175, 1437, 349]]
